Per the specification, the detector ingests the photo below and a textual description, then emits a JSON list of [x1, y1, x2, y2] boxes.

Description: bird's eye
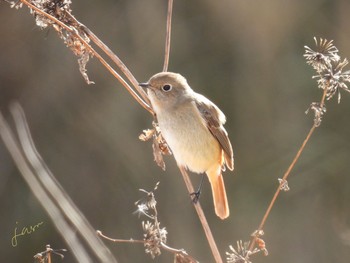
[[162, 84, 172, 92]]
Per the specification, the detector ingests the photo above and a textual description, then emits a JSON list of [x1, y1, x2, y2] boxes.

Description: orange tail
[[207, 169, 230, 219]]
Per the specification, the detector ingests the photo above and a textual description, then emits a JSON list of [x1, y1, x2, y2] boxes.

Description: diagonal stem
[[19, 0, 153, 115], [65, 12, 151, 108], [247, 87, 328, 254], [178, 166, 223, 263]]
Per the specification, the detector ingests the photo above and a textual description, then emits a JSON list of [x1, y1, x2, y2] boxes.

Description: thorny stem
[[19, 0, 153, 115], [247, 87, 329, 255], [179, 166, 223, 263], [163, 0, 173, 72]]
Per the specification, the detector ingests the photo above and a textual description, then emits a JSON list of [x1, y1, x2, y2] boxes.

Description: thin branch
[[247, 87, 328, 255], [97, 230, 198, 262], [8, 2, 222, 262], [97, 231, 146, 245], [163, 0, 174, 72], [178, 166, 223, 263], [19, 0, 153, 115], [64, 12, 151, 107]]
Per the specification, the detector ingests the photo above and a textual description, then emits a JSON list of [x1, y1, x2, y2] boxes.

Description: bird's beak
[[139, 82, 150, 88]]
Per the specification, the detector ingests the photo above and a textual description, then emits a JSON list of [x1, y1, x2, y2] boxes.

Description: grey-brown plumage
[[140, 72, 234, 219]]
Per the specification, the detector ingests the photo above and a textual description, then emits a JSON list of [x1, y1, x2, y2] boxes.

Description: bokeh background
[[1, 0, 350, 262]]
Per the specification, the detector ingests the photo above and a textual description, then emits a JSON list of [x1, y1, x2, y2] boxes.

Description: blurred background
[[1, 0, 350, 262]]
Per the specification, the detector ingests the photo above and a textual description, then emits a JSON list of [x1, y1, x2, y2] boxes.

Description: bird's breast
[[156, 103, 220, 173]]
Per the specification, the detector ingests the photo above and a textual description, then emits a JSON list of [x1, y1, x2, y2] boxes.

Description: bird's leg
[[190, 174, 205, 203]]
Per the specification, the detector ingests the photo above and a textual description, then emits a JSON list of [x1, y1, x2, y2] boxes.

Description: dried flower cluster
[[135, 182, 168, 259], [226, 241, 257, 263], [34, 244, 67, 263], [226, 238, 269, 263], [305, 102, 326, 127], [31, 0, 72, 28], [304, 38, 350, 125], [8, 0, 94, 84], [278, 178, 290, 192], [97, 183, 194, 262], [142, 220, 168, 258], [227, 229, 269, 263]]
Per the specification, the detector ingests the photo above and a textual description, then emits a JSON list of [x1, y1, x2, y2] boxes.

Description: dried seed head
[[305, 38, 350, 104], [31, 0, 72, 28], [8, 0, 95, 84], [304, 37, 339, 72], [226, 241, 257, 263], [305, 102, 327, 127], [34, 244, 67, 262], [278, 178, 290, 192], [135, 185, 158, 219], [142, 221, 167, 258]]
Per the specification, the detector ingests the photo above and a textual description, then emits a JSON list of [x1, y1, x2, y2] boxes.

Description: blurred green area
[[1, 0, 350, 262]]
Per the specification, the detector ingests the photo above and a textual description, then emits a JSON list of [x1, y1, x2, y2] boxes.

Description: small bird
[[140, 72, 234, 219]]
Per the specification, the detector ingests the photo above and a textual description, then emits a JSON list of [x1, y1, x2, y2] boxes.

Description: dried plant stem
[[19, 0, 153, 115], [64, 12, 151, 107], [179, 166, 223, 263], [163, 0, 174, 72], [0, 107, 122, 263], [11, 2, 221, 262], [97, 231, 146, 245], [97, 231, 198, 262], [0, 114, 91, 262], [10, 103, 118, 263], [247, 87, 328, 254]]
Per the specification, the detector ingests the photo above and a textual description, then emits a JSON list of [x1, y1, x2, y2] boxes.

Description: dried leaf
[[78, 51, 94, 85], [152, 136, 166, 170], [139, 129, 155, 141], [175, 253, 199, 263], [157, 133, 172, 156]]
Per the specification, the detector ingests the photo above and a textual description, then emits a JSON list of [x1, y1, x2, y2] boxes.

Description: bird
[[140, 72, 234, 219]]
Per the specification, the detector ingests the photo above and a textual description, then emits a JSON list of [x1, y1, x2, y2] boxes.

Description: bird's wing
[[195, 95, 234, 170]]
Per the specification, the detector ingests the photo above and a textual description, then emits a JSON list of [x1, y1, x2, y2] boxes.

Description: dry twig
[[0, 103, 118, 263], [163, 0, 174, 72], [5, 1, 227, 262], [98, 183, 198, 263], [240, 38, 350, 262]]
